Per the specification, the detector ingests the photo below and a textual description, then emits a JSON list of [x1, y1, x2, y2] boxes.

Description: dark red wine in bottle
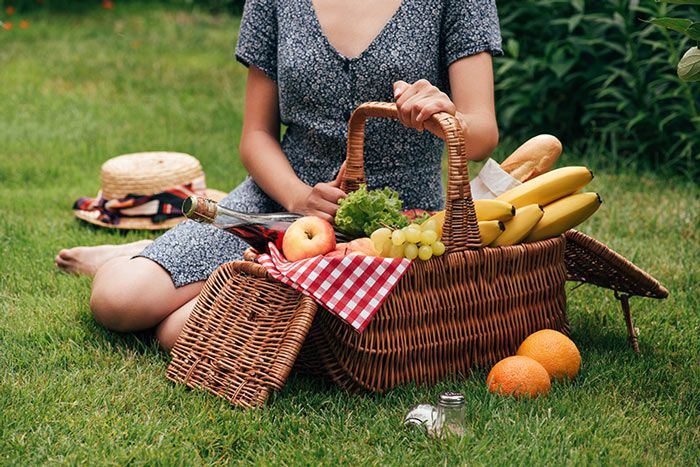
[[182, 196, 350, 253]]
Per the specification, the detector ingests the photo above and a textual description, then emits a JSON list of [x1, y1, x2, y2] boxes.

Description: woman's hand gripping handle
[[288, 162, 347, 224]]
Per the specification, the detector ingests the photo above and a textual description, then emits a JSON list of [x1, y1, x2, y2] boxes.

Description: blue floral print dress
[[138, 0, 503, 287]]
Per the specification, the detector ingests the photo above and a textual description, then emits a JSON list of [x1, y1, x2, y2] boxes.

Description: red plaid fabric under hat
[[257, 244, 412, 332]]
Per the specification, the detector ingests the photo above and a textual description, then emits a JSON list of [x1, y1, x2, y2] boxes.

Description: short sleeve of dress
[[235, 0, 278, 81], [443, 0, 503, 66]]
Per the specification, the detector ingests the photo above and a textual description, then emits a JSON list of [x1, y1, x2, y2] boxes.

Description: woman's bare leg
[[90, 255, 203, 333], [55, 239, 153, 276], [155, 297, 198, 352]]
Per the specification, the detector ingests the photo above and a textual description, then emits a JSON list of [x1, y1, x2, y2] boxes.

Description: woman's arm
[[393, 52, 499, 161], [239, 66, 346, 222]]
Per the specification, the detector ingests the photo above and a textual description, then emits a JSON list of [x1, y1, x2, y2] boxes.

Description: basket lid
[[166, 260, 317, 408], [564, 230, 668, 299]]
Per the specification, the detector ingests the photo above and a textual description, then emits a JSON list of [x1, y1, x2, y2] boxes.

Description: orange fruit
[[516, 329, 581, 381], [486, 356, 551, 398]]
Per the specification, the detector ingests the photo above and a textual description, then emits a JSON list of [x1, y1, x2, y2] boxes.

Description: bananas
[[478, 220, 506, 245], [421, 166, 599, 248], [496, 166, 593, 208], [524, 192, 602, 243], [490, 204, 544, 246], [474, 199, 516, 222], [425, 199, 514, 238]]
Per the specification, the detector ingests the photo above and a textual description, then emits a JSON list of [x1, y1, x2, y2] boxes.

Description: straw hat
[[74, 152, 227, 230]]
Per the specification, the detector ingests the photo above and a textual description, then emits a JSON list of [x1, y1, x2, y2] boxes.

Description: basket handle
[[340, 101, 481, 252]]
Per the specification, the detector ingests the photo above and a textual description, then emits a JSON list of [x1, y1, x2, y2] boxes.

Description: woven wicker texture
[[293, 103, 570, 392], [166, 261, 317, 408], [168, 103, 571, 399], [342, 102, 482, 252], [564, 229, 668, 299], [301, 237, 568, 393]]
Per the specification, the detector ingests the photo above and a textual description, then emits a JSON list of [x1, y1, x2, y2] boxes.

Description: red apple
[[282, 216, 336, 261]]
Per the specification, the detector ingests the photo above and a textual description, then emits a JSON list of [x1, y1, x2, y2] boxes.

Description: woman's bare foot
[[55, 239, 153, 276]]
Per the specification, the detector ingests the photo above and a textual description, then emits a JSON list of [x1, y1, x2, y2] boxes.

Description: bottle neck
[[182, 196, 218, 223], [182, 195, 303, 226], [182, 195, 353, 251]]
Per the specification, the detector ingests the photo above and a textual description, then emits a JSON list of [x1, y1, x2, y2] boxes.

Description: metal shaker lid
[[438, 392, 465, 407]]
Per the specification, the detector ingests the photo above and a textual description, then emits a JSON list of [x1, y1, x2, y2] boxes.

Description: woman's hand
[[393, 79, 457, 137], [288, 163, 347, 224]]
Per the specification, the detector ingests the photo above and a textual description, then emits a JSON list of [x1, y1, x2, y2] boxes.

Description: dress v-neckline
[[308, 0, 405, 61]]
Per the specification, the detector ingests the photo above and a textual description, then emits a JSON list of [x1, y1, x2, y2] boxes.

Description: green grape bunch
[[370, 222, 446, 261]]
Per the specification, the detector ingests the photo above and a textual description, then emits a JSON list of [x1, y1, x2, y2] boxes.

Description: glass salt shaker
[[433, 392, 466, 438], [404, 404, 436, 432]]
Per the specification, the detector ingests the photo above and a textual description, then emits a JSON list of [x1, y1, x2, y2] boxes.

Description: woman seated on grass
[[56, 0, 504, 351]]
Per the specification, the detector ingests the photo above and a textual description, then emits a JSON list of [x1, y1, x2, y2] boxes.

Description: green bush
[[649, 0, 700, 83], [495, 0, 700, 178]]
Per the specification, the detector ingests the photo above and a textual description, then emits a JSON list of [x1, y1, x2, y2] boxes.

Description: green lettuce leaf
[[334, 185, 409, 237]]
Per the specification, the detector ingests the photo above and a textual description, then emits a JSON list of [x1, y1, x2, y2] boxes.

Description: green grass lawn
[[1, 3, 699, 465]]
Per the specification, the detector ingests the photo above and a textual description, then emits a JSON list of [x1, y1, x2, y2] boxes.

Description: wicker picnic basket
[[168, 103, 568, 398], [290, 102, 569, 392], [167, 102, 667, 404]]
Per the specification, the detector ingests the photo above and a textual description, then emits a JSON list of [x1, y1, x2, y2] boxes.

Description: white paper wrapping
[[469, 158, 521, 200]]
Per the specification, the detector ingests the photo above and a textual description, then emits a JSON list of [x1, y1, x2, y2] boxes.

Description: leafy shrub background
[[3, 0, 698, 177], [495, 0, 699, 178]]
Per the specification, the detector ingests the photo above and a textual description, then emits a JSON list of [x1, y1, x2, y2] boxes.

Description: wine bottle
[[182, 196, 351, 253]]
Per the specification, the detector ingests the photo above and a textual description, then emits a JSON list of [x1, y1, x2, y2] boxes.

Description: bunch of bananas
[[430, 166, 601, 247]]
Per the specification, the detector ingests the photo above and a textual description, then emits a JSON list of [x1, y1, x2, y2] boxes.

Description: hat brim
[[73, 188, 228, 231]]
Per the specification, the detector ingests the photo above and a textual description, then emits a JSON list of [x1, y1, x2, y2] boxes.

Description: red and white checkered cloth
[[257, 244, 412, 333]]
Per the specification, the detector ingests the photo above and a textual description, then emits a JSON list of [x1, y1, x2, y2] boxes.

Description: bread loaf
[[500, 135, 563, 182]]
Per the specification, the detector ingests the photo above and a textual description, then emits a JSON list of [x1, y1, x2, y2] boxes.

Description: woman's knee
[[89, 257, 181, 332], [90, 282, 139, 332]]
